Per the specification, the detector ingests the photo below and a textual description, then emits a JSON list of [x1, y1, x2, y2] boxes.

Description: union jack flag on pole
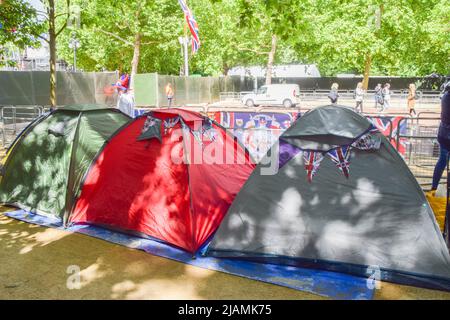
[[178, 0, 201, 54]]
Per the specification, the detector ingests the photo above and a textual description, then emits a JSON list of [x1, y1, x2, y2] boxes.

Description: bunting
[[137, 114, 162, 142], [327, 146, 352, 178], [303, 151, 324, 183], [190, 119, 218, 145], [163, 117, 180, 134]]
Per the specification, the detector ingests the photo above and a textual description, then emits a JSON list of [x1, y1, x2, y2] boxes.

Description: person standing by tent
[[116, 86, 135, 118], [408, 83, 418, 116], [431, 81, 450, 191], [381, 83, 391, 112], [114, 73, 134, 118], [328, 83, 339, 105], [354, 82, 365, 113], [374, 83, 383, 111], [165, 83, 174, 107]]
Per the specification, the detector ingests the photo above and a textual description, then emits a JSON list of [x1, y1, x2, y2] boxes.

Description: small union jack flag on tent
[[178, 0, 201, 54], [303, 151, 324, 183], [327, 146, 352, 178], [163, 116, 180, 134]]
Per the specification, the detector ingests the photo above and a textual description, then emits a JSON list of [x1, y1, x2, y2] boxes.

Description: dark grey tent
[[207, 105, 450, 290]]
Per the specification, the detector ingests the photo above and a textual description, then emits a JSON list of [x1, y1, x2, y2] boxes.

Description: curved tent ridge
[[281, 105, 373, 152], [150, 108, 205, 122]]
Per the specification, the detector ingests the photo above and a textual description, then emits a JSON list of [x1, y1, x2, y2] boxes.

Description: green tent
[[0, 104, 130, 224]]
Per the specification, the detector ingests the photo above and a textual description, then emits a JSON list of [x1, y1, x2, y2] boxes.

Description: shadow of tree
[[0, 212, 323, 300]]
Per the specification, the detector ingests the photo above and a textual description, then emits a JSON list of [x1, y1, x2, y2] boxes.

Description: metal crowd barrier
[[0, 104, 443, 188], [395, 116, 442, 186], [219, 91, 253, 102], [220, 90, 442, 106], [0, 105, 44, 148]]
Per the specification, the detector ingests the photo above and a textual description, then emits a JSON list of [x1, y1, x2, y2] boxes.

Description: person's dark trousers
[[432, 144, 450, 190]]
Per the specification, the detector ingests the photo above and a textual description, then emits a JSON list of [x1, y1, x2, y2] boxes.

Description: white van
[[241, 84, 300, 108]]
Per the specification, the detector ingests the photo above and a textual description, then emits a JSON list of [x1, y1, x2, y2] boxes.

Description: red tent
[[70, 109, 255, 253]]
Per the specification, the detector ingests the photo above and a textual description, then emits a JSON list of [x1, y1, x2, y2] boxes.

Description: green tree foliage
[[56, 0, 182, 78], [293, 0, 449, 77], [0, 0, 44, 65], [3, 0, 448, 78]]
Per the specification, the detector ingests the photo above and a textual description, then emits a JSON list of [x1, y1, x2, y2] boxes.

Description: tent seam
[[180, 118, 198, 254], [63, 111, 83, 227]]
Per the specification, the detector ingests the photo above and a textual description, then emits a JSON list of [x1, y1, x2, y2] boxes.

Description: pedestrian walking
[[381, 83, 391, 111], [431, 81, 450, 192], [354, 82, 365, 113], [328, 83, 339, 105], [165, 83, 174, 107], [374, 83, 384, 111], [408, 83, 418, 116]]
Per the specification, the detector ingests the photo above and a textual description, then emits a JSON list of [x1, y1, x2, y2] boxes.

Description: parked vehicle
[[241, 84, 300, 108]]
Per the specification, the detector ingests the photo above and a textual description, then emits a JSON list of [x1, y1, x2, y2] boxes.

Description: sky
[[27, 0, 45, 12]]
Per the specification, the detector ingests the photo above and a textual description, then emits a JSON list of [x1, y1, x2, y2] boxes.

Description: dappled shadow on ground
[[1, 211, 450, 299], [0, 212, 322, 300]]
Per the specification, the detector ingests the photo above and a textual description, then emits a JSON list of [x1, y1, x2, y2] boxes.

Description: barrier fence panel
[[396, 116, 442, 186], [0, 71, 118, 107], [0, 105, 43, 148]]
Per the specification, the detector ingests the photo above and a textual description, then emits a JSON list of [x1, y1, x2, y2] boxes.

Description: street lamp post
[[68, 35, 80, 72]]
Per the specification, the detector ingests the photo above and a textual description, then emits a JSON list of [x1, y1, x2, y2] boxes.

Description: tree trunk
[[223, 62, 230, 76], [265, 34, 277, 85], [48, 0, 57, 109], [362, 54, 371, 90], [130, 32, 141, 90]]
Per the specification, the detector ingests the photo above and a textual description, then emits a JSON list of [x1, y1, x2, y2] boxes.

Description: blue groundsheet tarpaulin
[[4, 210, 375, 300]]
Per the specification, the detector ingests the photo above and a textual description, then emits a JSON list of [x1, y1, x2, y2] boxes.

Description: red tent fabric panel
[[152, 108, 203, 123], [184, 123, 255, 247], [70, 115, 196, 252], [71, 110, 256, 253]]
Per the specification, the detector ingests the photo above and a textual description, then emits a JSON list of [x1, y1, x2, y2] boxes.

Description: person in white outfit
[[354, 82, 365, 113], [117, 87, 135, 118], [381, 83, 391, 112]]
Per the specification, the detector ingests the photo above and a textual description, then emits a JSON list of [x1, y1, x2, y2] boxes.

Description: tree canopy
[[3, 0, 450, 77], [0, 0, 44, 65]]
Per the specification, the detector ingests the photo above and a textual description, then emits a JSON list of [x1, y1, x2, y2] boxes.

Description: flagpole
[[183, 0, 189, 76]]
